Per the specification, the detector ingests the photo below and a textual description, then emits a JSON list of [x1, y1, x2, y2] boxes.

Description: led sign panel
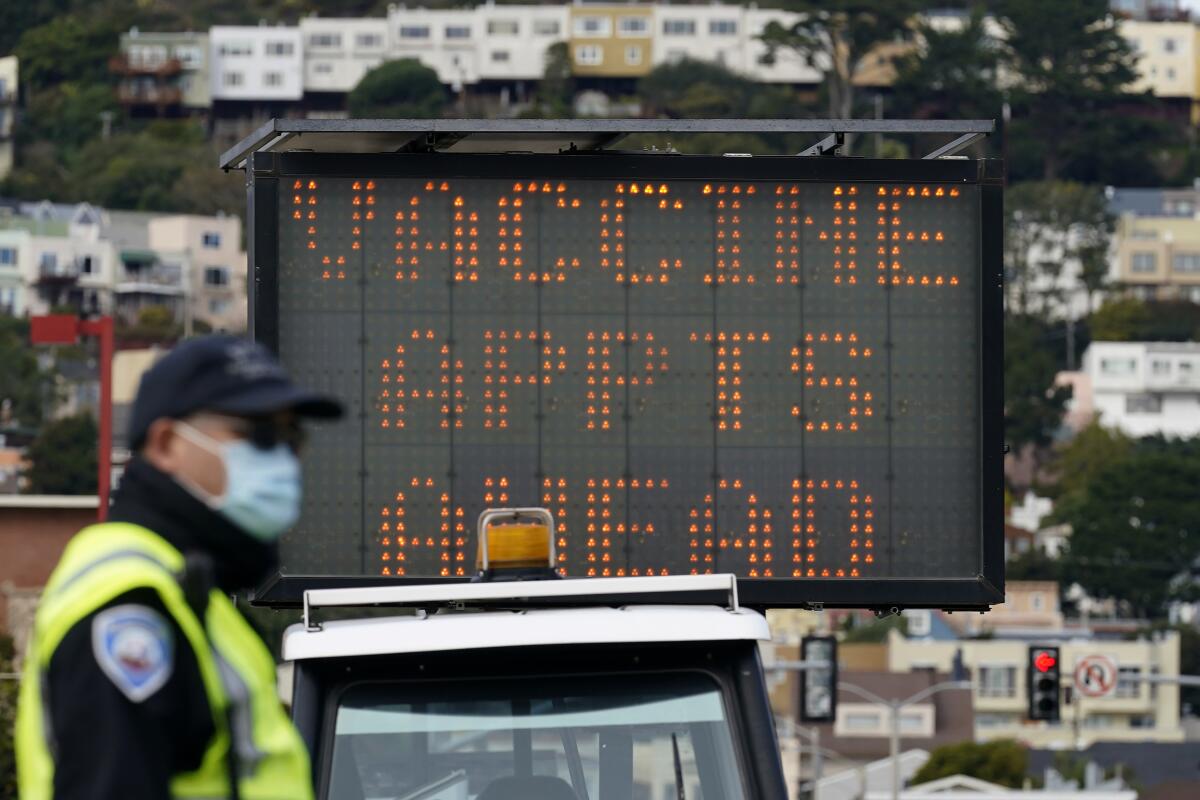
[[259, 154, 1002, 608]]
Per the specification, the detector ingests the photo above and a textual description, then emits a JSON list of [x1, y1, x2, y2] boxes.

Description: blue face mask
[[174, 422, 302, 542]]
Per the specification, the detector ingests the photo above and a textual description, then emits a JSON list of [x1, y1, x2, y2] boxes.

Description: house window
[[625, 45, 642, 65], [1130, 714, 1155, 728], [0, 247, 16, 266], [264, 41, 293, 56], [399, 26, 430, 39], [978, 666, 1016, 698], [904, 609, 932, 637], [533, 19, 561, 36], [663, 19, 697, 36], [1116, 666, 1141, 698], [204, 267, 230, 287], [263, 72, 283, 87], [1151, 359, 1171, 376], [1164, 38, 1178, 53], [202, 232, 221, 248], [1125, 393, 1162, 414], [175, 46, 202, 67], [1100, 358, 1136, 376], [710, 20, 738, 36], [492, 51, 510, 62], [618, 17, 648, 37], [313, 62, 333, 75], [209, 297, 232, 315], [79, 256, 94, 275], [487, 19, 519, 36], [1167, 67, 1177, 80], [574, 16, 611, 37], [1173, 253, 1200, 272], [356, 33, 383, 48], [39, 252, 58, 271], [1131, 252, 1157, 273], [1031, 592, 1044, 611], [575, 45, 603, 66], [844, 711, 882, 731], [218, 42, 252, 57], [308, 33, 341, 48], [976, 713, 1017, 729], [223, 72, 243, 87], [445, 26, 471, 39]]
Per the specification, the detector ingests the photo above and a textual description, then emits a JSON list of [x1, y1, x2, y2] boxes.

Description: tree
[[911, 740, 1028, 789], [0, 634, 16, 800], [891, 6, 1003, 132], [23, 413, 98, 495], [1058, 440, 1200, 618], [760, 1, 920, 127], [533, 41, 574, 118], [1004, 315, 1071, 453], [14, 13, 120, 91], [639, 58, 760, 119], [1007, 548, 1061, 582], [999, 0, 1169, 183], [1004, 182, 1112, 320], [1089, 298, 1153, 342], [0, 316, 50, 430], [1090, 299, 1200, 342], [1047, 423, 1132, 503], [348, 59, 446, 119]]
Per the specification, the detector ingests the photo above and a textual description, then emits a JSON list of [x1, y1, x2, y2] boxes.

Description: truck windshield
[[327, 671, 747, 800]]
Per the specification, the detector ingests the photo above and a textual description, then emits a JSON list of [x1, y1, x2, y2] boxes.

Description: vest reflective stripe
[[15, 523, 312, 800]]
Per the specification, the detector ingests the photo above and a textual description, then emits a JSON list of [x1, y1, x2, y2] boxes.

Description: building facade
[[0, 203, 246, 332], [888, 629, 1184, 747], [1110, 192, 1200, 302], [114, 29, 210, 115], [1080, 340, 1200, 437], [300, 16, 390, 95], [148, 213, 248, 332], [0, 56, 16, 182], [209, 25, 305, 105]]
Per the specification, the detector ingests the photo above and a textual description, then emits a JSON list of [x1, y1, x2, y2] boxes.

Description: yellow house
[[567, 4, 654, 78], [1114, 211, 1200, 303]]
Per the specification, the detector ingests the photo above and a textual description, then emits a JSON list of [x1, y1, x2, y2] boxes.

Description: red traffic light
[[1034, 651, 1057, 673]]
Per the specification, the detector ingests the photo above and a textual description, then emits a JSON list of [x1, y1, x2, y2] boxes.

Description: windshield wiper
[[671, 733, 688, 800]]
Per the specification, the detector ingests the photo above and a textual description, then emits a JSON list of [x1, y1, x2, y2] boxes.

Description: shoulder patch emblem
[[92, 604, 174, 703]]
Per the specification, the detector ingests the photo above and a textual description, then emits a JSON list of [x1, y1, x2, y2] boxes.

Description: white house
[[1081, 341, 1200, 438], [300, 16, 390, 94], [386, 3, 569, 86], [209, 25, 304, 102]]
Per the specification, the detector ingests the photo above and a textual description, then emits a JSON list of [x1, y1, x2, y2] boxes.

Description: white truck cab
[[284, 510, 788, 799]]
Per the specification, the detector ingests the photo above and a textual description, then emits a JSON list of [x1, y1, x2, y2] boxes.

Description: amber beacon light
[[475, 508, 558, 581]]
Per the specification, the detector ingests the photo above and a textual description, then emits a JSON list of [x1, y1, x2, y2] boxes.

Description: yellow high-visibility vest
[[16, 522, 313, 800]]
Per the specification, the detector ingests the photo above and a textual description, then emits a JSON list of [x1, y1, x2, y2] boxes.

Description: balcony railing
[[109, 54, 183, 76], [37, 260, 80, 282], [116, 263, 184, 290], [117, 84, 184, 106]]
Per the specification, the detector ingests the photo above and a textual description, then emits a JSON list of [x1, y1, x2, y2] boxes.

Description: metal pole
[[80, 316, 113, 520], [812, 725, 822, 800], [890, 701, 901, 800]]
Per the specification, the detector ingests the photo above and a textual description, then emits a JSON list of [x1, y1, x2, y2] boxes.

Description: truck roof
[[283, 573, 769, 661], [283, 604, 770, 661]]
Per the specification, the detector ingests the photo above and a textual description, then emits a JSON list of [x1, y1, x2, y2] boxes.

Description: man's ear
[[140, 418, 179, 474]]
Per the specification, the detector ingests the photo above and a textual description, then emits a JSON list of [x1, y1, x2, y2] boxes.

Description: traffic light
[[799, 636, 838, 722], [1027, 646, 1061, 722]]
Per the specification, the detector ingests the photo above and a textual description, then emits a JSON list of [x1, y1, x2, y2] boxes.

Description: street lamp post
[[837, 680, 971, 800]]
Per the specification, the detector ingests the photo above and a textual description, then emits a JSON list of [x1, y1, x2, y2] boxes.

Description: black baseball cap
[[129, 335, 342, 449]]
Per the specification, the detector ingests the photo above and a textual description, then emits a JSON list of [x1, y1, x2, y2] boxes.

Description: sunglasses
[[214, 414, 308, 454]]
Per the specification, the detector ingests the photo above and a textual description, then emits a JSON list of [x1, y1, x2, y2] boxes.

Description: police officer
[[16, 336, 342, 800]]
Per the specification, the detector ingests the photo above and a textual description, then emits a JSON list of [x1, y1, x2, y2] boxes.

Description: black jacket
[[46, 458, 279, 800]]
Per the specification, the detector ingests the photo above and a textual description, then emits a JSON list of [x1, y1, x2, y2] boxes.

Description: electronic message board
[[253, 153, 1003, 608]]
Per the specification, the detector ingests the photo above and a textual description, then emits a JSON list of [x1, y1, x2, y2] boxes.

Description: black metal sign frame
[[246, 150, 1004, 612]]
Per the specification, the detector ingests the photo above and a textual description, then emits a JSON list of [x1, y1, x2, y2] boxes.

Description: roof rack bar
[[923, 131, 988, 160], [301, 573, 740, 631], [219, 118, 995, 169], [798, 132, 844, 157]]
